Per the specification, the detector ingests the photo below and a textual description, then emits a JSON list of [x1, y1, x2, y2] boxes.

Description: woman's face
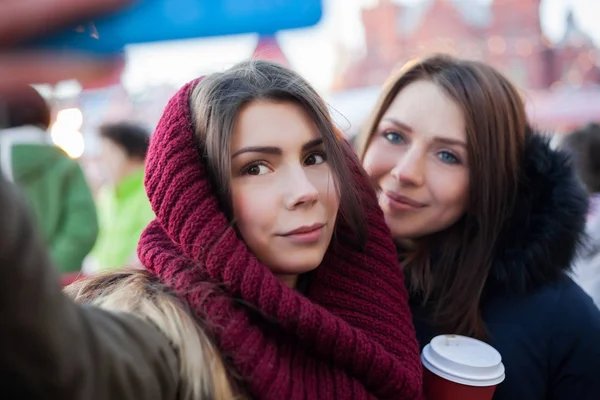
[[230, 100, 340, 288], [363, 80, 469, 240]]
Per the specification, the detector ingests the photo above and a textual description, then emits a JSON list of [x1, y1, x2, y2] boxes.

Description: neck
[[275, 274, 298, 289]]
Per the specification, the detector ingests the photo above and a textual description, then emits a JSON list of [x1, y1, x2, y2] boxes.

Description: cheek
[[231, 185, 277, 237], [362, 141, 396, 183], [308, 167, 340, 212], [430, 170, 469, 211]]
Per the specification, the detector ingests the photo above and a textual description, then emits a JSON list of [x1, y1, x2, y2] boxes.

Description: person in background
[[561, 122, 600, 307], [0, 86, 98, 279], [355, 55, 600, 399], [91, 122, 154, 271]]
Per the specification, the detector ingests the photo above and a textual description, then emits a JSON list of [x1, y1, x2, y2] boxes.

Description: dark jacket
[[410, 132, 600, 399], [0, 174, 180, 399]]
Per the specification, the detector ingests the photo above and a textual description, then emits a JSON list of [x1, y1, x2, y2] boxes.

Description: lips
[[281, 223, 325, 237], [278, 222, 326, 244], [383, 190, 426, 209]]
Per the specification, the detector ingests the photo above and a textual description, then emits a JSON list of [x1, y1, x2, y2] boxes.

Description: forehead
[[232, 100, 320, 150], [382, 80, 466, 141]]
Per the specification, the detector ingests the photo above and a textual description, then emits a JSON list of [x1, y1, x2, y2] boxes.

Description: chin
[[274, 261, 321, 275], [388, 223, 421, 241], [270, 253, 325, 276]]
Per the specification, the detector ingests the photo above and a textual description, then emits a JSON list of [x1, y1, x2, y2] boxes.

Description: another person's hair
[[561, 123, 600, 193], [0, 86, 51, 130], [99, 122, 150, 161], [65, 271, 242, 400], [189, 59, 367, 244], [356, 54, 527, 339]]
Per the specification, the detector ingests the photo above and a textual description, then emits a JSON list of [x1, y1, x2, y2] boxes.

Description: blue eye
[[383, 131, 404, 144], [438, 151, 460, 164]]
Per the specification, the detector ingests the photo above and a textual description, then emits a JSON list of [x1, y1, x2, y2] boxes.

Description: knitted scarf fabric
[[137, 80, 423, 400]]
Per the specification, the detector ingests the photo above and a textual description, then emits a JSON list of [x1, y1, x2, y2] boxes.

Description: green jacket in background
[[92, 167, 154, 270], [0, 125, 98, 273]]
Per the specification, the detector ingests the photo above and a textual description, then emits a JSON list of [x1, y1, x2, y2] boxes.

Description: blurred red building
[[333, 0, 599, 91]]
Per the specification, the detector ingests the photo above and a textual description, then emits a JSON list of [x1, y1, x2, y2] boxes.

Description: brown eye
[[304, 152, 326, 166], [241, 162, 271, 176], [246, 165, 261, 175]]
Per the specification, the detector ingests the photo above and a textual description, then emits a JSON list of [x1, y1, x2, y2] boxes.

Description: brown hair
[[189, 59, 367, 245], [66, 270, 243, 400], [0, 86, 51, 130], [356, 54, 527, 339]]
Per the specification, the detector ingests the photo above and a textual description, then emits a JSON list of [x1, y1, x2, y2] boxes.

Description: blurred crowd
[[0, 87, 154, 284]]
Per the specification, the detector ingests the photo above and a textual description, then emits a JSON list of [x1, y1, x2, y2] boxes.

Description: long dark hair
[[189, 59, 367, 246], [356, 55, 527, 339]]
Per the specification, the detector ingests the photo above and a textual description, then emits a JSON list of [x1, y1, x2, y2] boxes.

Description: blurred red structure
[[333, 0, 599, 92], [330, 0, 599, 133], [252, 35, 290, 67]]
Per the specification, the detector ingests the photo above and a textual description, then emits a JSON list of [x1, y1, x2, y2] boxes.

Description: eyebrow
[[433, 137, 467, 148], [231, 137, 324, 159], [382, 118, 413, 132], [382, 118, 466, 148]]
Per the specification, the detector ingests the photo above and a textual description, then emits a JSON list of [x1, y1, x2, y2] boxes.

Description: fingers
[[0, 0, 132, 47], [0, 52, 125, 89]]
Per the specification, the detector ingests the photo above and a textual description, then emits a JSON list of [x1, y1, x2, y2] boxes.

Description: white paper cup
[[421, 335, 505, 400]]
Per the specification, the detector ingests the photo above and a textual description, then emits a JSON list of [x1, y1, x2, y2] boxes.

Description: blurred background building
[[330, 0, 600, 134], [37, 0, 599, 183]]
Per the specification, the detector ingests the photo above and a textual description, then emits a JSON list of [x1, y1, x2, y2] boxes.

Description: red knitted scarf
[[137, 80, 423, 399]]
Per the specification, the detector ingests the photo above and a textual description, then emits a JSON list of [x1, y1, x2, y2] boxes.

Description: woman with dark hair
[[1, 60, 423, 399], [355, 54, 600, 399]]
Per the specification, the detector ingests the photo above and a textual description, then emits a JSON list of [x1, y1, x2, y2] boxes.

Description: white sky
[[115, 0, 600, 95]]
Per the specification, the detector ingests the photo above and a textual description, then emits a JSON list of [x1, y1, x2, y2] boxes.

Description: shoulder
[[66, 270, 236, 398], [549, 276, 599, 321], [484, 277, 600, 396], [520, 275, 599, 330], [544, 276, 600, 396], [42, 151, 84, 181], [548, 276, 600, 339], [484, 275, 599, 346], [520, 275, 600, 382]]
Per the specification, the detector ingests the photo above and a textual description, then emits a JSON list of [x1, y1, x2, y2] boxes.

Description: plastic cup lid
[[421, 334, 506, 387]]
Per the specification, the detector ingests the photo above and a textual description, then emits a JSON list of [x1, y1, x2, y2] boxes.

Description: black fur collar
[[488, 129, 588, 293]]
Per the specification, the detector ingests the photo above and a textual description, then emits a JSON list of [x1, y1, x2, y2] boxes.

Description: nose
[[284, 168, 319, 210], [390, 148, 425, 187]]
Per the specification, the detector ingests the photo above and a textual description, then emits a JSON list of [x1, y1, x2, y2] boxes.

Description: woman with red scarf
[[1, 60, 423, 399]]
